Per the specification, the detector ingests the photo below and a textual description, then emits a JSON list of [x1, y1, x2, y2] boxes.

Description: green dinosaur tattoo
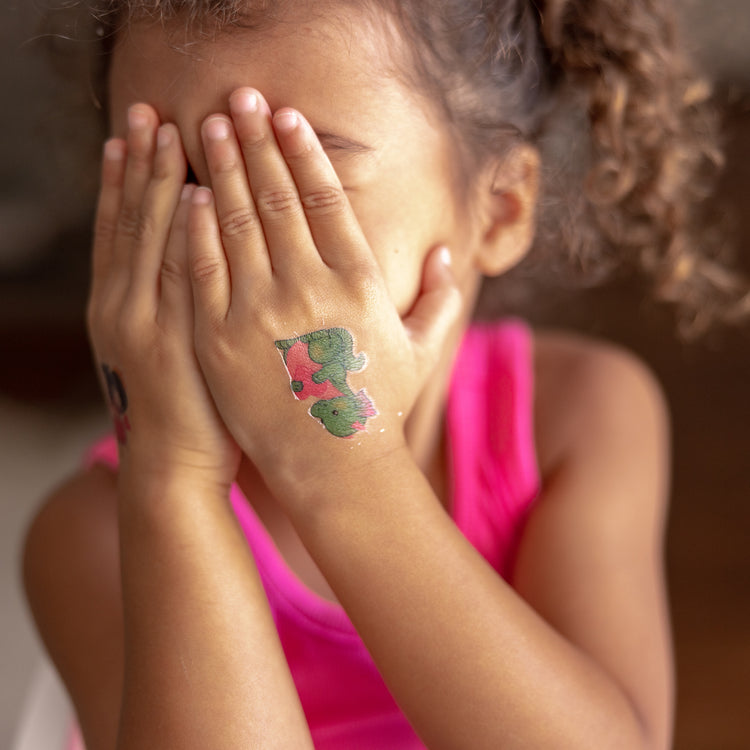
[[275, 328, 377, 438]]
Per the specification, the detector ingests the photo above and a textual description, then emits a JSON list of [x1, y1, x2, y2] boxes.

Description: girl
[[24, 1, 735, 748]]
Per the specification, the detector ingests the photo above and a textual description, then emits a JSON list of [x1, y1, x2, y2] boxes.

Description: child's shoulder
[[24, 463, 120, 598], [24, 461, 120, 572], [23, 463, 122, 748], [531, 328, 669, 480], [516, 330, 673, 744]]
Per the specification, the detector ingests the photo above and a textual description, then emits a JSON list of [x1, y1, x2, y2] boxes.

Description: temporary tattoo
[[101, 364, 131, 445], [275, 328, 378, 438]]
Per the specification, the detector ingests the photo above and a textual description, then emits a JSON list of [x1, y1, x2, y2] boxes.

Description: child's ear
[[474, 143, 539, 277]]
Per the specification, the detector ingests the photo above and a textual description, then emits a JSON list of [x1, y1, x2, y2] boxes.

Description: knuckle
[[150, 157, 173, 183], [348, 257, 378, 283], [134, 213, 157, 245], [89, 275, 123, 329], [219, 207, 259, 239], [94, 215, 117, 247], [113, 312, 142, 350], [295, 285, 324, 315], [160, 257, 184, 285], [256, 186, 300, 218], [251, 295, 282, 329], [300, 185, 346, 215], [117, 201, 141, 238], [195, 322, 231, 363], [191, 254, 224, 284], [348, 262, 381, 297], [211, 155, 241, 176], [128, 149, 152, 175], [239, 130, 270, 156]]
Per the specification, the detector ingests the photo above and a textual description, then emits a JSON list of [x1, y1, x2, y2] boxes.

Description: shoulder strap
[[446, 320, 540, 578]]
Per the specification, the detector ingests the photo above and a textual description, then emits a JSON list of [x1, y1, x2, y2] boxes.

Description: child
[[23, 1, 734, 748]]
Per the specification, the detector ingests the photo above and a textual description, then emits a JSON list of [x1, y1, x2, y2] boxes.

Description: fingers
[[113, 105, 160, 274], [200, 89, 314, 282], [199, 88, 371, 287], [271, 106, 368, 268], [402, 246, 463, 374], [157, 184, 197, 330], [200, 113, 270, 282], [226, 89, 320, 272], [127, 122, 188, 312], [90, 138, 127, 308], [91, 103, 191, 340], [188, 187, 231, 325]]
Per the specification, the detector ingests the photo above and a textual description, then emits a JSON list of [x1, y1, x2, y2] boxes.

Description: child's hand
[[188, 89, 461, 483], [88, 105, 240, 490]]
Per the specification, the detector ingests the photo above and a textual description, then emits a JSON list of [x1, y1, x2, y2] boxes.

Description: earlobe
[[475, 144, 540, 277]]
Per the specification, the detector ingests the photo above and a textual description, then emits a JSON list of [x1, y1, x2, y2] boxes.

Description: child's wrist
[[117, 445, 236, 503], [262, 433, 416, 517]]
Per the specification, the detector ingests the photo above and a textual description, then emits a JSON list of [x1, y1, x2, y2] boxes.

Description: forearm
[[285, 449, 650, 750], [116, 469, 312, 750]]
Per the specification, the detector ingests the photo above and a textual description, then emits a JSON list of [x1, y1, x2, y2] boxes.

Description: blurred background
[[1, 1, 748, 748]]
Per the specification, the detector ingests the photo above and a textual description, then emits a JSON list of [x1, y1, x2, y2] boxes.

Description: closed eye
[[316, 132, 374, 156]]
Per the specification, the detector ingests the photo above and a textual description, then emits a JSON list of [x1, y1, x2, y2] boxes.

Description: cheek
[[350, 193, 445, 315], [376, 240, 426, 315], [350, 180, 466, 315]]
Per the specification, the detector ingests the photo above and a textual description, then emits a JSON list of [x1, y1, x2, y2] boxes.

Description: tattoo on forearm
[[275, 328, 377, 438], [101, 364, 131, 445]]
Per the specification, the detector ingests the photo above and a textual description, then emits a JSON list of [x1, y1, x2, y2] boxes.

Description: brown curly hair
[[54, 0, 750, 335], [537, 0, 749, 335]]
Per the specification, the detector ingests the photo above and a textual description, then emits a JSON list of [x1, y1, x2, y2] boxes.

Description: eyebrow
[[315, 131, 375, 155]]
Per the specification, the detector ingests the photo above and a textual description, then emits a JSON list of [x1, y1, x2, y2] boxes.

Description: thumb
[[403, 245, 463, 372]]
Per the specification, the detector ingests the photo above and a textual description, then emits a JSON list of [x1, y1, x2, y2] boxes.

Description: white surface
[[10, 659, 74, 750], [0, 398, 105, 750]]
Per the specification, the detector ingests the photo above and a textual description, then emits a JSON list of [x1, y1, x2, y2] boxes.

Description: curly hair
[[51, 0, 750, 335], [538, 0, 749, 334]]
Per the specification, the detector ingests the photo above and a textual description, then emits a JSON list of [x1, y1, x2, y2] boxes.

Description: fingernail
[[438, 246, 452, 267], [157, 125, 172, 149], [103, 139, 125, 160], [192, 187, 212, 205], [231, 90, 258, 114], [127, 106, 149, 130], [274, 110, 299, 134], [181, 184, 195, 201], [205, 117, 230, 141]]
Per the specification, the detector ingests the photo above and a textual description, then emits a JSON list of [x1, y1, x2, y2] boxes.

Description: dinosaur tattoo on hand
[[275, 328, 378, 438]]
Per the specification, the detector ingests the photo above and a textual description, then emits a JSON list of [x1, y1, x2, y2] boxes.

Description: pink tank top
[[84, 319, 540, 749]]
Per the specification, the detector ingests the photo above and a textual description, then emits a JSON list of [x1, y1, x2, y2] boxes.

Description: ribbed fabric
[[83, 320, 540, 749], [446, 320, 540, 580]]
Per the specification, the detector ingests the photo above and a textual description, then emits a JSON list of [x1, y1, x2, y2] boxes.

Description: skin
[[23, 6, 673, 750]]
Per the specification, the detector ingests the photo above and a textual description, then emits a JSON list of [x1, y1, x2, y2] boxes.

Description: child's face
[[108, 7, 484, 316]]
